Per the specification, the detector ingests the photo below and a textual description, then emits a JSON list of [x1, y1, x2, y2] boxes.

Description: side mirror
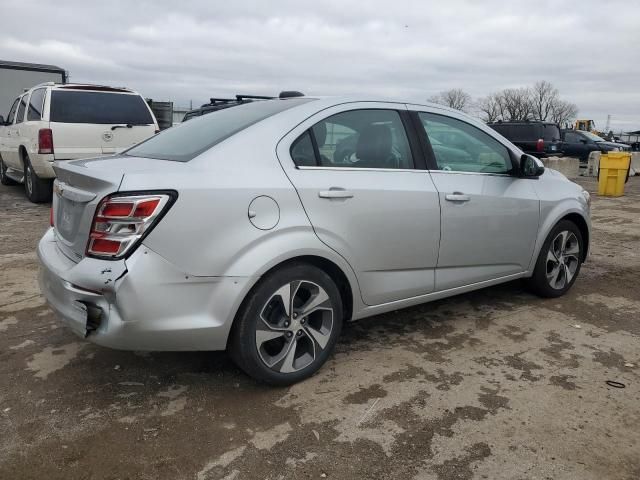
[[520, 154, 545, 178], [0, 115, 4, 125]]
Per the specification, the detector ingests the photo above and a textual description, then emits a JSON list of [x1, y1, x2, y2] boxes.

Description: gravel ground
[[1, 175, 639, 480]]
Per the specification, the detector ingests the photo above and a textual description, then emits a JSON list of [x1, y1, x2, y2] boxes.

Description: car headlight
[[581, 189, 591, 208]]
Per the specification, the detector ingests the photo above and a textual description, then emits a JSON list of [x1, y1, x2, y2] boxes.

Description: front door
[[411, 108, 540, 291], [277, 104, 441, 306], [1, 96, 22, 169]]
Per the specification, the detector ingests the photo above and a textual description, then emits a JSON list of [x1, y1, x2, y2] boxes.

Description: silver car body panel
[[37, 97, 591, 351]]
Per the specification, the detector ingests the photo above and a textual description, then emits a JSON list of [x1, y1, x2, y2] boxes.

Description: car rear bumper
[[37, 228, 251, 351]]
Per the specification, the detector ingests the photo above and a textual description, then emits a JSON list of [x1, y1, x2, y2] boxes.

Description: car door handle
[[318, 188, 354, 199], [445, 192, 470, 202]]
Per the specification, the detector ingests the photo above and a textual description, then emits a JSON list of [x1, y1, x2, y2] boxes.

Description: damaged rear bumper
[[37, 228, 251, 351]]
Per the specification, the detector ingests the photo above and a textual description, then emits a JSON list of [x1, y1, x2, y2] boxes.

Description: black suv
[[182, 91, 304, 122], [488, 121, 563, 158], [561, 129, 631, 162]]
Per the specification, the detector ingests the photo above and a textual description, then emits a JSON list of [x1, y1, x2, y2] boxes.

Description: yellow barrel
[[598, 152, 631, 196]]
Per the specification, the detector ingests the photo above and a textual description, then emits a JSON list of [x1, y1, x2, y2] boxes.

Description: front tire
[[527, 220, 583, 298], [23, 155, 52, 203], [229, 263, 343, 386]]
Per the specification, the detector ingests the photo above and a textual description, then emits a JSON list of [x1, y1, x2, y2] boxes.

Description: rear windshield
[[542, 124, 561, 141], [126, 98, 312, 162], [50, 90, 153, 125]]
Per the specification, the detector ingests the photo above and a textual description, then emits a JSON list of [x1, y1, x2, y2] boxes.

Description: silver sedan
[[38, 96, 591, 385]]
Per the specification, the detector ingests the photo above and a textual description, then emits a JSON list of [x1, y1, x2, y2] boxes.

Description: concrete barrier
[[585, 151, 600, 177], [631, 152, 640, 176], [543, 156, 580, 179]]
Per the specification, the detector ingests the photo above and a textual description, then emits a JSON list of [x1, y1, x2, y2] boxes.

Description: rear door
[[276, 103, 441, 306], [49, 88, 157, 160], [410, 107, 540, 291]]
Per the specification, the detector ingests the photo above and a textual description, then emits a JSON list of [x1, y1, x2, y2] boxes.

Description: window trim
[[292, 108, 419, 171], [27, 88, 46, 122], [15, 94, 28, 124], [412, 110, 517, 176]]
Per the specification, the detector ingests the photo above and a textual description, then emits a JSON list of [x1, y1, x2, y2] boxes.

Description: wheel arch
[[561, 212, 590, 261], [226, 254, 355, 349]]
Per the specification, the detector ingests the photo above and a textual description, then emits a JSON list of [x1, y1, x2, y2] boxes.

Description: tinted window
[[290, 130, 317, 166], [543, 124, 561, 141], [305, 109, 413, 169], [50, 91, 153, 124], [420, 113, 512, 174], [16, 95, 27, 124], [5, 98, 19, 124], [564, 131, 583, 143], [127, 98, 312, 162], [27, 88, 46, 121]]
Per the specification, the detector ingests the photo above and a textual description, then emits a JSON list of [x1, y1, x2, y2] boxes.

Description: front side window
[[294, 109, 413, 169], [419, 112, 512, 174], [27, 88, 46, 121], [5, 98, 19, 124], [16, 95, 27, 124]]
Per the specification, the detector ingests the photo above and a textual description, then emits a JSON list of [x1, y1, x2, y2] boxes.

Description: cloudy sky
[[1, 0, 639, 131]]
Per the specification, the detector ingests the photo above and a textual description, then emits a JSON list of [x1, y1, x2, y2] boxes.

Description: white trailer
[[0, 60, 66, 120]]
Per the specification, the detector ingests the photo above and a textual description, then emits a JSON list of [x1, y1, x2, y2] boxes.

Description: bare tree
[[501, 87, 533, 121], [428, 88, 472, 112], [531, 80, 559, 121], [550, 100, 578, 127], [477, 94, 502, 123]]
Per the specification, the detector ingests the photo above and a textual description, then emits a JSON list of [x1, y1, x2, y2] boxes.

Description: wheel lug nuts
[[293, 313, 298, 319], [284, 321, 290, 327], [297, 330, 303, 336], [301, 318, 306, 324], [286, 332, 293, 338]]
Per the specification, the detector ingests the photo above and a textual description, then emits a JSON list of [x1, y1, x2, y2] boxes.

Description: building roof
[[0, 59, 66, 73]]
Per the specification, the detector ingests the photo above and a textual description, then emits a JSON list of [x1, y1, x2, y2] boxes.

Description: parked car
[[0, 83, 158, 202], [182, 92, 304, 122], [561, 129, 631, 162], [488, 121, 563, 158], [38, 97, 591, 385]]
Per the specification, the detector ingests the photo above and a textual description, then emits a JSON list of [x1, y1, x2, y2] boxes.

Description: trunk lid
[[52, 155, 181, 262]]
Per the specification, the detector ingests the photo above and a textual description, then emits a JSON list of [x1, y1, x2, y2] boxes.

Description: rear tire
[[0, 155, 17, 186], [229, 263, 343, 386], [23, 154, 52, 203], [527, 220, 583, 298]]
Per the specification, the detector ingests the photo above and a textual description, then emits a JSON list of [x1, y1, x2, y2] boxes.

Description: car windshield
[[581, 131, 606, 142], [127, 98, 312, 162]]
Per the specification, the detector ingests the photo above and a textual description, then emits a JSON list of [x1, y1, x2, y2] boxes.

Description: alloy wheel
[[256, 280, 334, 373], [546, 231, 580, 290]]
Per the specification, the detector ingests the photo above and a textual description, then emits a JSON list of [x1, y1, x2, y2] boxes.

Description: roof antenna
[[279, 91, 304, 99]]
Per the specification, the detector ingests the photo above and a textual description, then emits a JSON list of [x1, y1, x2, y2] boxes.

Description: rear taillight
[[86, 192, 175, 259], [38, 128, 54, 154], [536, 138, 544, 152]]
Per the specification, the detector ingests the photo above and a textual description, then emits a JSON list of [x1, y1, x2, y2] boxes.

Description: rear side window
[[16, 95, 27, 124], [50, 91, 153, 125], [127, 98, 312, 162], [27, 88, 46, 121], [292, 109, 414, 169]]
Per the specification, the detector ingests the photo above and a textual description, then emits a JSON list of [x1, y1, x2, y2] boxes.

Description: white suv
[[0, 83, 158, 202]]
